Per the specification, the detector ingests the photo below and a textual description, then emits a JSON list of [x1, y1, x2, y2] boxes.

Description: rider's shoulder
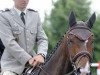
[[1, 8, 11, 13], [27, 8, 37, 12], [0, 10, 3, 13]]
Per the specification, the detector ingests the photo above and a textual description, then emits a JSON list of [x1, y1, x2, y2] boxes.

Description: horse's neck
[[44, 48, 67, 75], [43, 37, 69, 75]]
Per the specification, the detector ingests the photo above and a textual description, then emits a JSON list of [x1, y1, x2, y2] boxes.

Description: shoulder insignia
[[28, 8, 37, 12], [0, 10, 3, 13], [5, 8, 10, 12]]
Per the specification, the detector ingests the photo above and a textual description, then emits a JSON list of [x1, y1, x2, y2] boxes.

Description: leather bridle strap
[[68, 26, 91, 33], [72, 51, 92, 63]]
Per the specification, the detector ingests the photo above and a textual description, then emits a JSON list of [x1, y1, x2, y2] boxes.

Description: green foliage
[[44, 0, 91, 51], [92, 15, 100, 62]]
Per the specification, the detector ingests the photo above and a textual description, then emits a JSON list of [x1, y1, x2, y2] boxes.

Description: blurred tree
[[92, 15, 100, 62], [43, 0, 91, 52]]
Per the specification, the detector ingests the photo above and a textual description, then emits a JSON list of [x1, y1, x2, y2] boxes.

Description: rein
[[38, 66, 76, 75], [38, 66, 49, 75]]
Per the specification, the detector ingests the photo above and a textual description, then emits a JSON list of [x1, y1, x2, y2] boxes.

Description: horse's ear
[[87, 13, 96, 29], [69, 11, 76, 27]]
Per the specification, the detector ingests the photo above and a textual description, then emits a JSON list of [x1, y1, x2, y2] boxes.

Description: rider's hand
[[28, 54, 45, 67]]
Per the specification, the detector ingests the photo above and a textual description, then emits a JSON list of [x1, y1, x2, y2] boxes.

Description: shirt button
[[27, 30, 29, 32], [27, 38, 29, 41], [27, 46, 29, 49]]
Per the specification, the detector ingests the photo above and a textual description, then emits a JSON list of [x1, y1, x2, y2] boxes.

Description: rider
[[0, 0, 48, 75]]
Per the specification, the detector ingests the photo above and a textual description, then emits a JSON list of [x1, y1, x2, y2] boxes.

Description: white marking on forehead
[[85, 40, 88, 46], [77, 21, 86, 26], [85, 40, 88, 43]]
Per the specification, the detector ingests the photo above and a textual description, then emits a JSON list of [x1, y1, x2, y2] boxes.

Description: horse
[[22, 11, 96, 75]]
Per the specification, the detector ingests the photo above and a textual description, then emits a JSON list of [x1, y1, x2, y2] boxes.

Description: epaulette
[[28, 8, 37, 12], [0, 10, 3, 13], [4, 8, 10, 12]]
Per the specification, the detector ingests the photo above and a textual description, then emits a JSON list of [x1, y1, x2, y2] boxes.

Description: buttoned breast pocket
[[30, 27, 37, 40], [12, 26, 21, 34], [11, 24, 22, 38], [30, 25, 37, 34], [30, 29, 37, 34]]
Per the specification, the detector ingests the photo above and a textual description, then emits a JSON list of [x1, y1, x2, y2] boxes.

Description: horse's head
[[67, 11, 96, 75]]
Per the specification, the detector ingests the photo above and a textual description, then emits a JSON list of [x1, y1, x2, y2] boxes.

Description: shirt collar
[[13, 6, 27, 16]]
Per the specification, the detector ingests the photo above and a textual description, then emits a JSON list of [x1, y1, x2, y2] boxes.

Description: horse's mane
[[46, 32, 67, 62]]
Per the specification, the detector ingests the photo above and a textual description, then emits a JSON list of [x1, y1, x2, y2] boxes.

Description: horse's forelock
[[77, 21, 87, 27]]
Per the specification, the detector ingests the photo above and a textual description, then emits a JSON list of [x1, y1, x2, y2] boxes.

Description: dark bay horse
[[23, 11, 96, 75]]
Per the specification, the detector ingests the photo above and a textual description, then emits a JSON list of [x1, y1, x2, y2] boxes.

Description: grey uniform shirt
[[0, 8, 48, 74]]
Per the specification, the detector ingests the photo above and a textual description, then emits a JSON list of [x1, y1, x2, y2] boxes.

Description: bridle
[[65, 26, 93, 75]]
